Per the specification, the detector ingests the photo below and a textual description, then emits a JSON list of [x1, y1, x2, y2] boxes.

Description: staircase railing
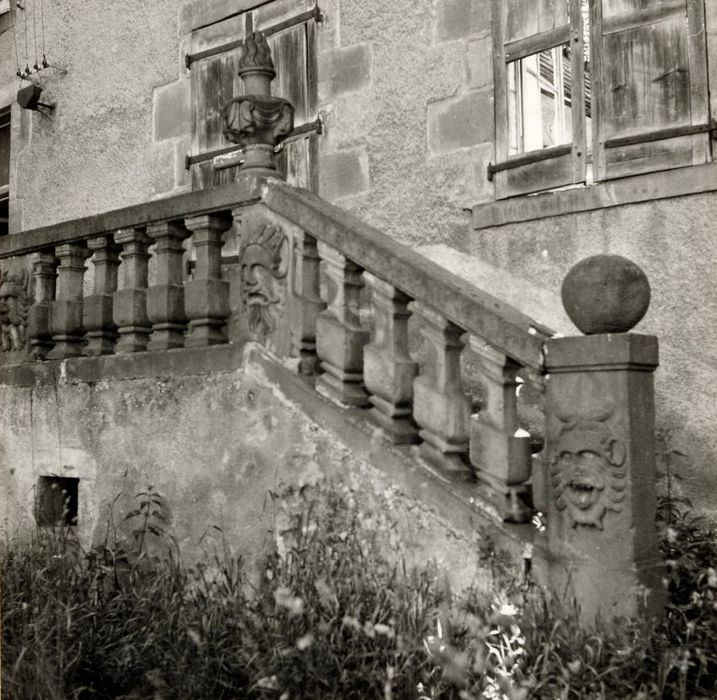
[[0, 30, 666, 624]]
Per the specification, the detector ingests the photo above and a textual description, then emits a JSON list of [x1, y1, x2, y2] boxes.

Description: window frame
[[490, 0, 712, 200], [491, 0, 587, 200]]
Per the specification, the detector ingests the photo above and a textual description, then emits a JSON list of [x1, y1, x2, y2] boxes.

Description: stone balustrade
[[0, 31, 663, 625]]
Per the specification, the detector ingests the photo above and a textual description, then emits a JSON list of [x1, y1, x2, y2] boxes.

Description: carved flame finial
[[238, 32, 275, 75], [219, 30, 295, 178]]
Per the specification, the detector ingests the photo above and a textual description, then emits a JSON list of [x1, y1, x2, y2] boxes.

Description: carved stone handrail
[[261, 181, 554, 370], [0, 178, 265, 260]]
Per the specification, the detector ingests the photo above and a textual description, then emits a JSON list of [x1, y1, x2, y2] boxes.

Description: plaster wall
[[0, 346, 490, 590]]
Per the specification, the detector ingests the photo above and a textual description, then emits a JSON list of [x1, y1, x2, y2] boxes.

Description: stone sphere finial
[[561, 254, 651, 334]]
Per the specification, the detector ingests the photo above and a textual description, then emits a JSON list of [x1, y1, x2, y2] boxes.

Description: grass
[[1, 483, 716, 699]]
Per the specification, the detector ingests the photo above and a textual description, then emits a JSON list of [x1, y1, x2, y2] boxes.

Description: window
[[186, 0, 320, 191], [0, 107, 10, 236], [492, 0, 710, 198], [36, 476, 79, 527]]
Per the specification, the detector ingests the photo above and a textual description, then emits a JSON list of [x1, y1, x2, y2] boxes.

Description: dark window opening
[[36, 476, 79, 526]]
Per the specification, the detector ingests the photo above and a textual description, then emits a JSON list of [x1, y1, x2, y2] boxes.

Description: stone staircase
[[0, 30, 666, 624]]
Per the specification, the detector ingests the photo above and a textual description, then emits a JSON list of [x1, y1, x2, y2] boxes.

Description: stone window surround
[[471, 160, 717, 230]]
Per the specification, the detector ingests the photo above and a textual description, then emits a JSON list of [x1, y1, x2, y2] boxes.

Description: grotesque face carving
[[0, 269, 30, 352], [239, 224, 289, 341], [550, 404, 627, 529]]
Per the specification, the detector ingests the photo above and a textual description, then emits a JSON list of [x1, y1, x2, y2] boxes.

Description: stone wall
[[0, 344, 496, 591]]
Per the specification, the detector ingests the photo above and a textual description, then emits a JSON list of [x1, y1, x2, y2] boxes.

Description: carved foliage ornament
[[550, 401, 627, 529], [0, 268, 30, 352], [239, 224, 289, 341]]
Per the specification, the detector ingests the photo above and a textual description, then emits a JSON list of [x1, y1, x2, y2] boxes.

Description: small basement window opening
[[36, 476, 79, 526]]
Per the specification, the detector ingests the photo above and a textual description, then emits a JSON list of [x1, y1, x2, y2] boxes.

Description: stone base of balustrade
[[369, 395, 419, 444], [316, 363, 370, 407], [47, 335, 85, 360], [83, 295, 117, 356], [185, 319, 227, 347], [416, 431, 473, 479], [148, 324, 187, 351], [84, 332, 118, 356], [28, 304, 52, 360], [474, 471, 533, 524], [115, 327, 151, 354]]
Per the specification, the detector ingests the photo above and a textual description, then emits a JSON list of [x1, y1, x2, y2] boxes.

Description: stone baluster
[[469, 338, 532, 523], [363, 275, 418, 443], [315, 245, 369, 406], [83, 236, 122, 356], [28, 251, 58, 360], [291, 231, 325, 375], [411, 303, 471, 476], [47, 243, 88, 359], [537, 254, 664, 622], [146, 222, 189, 350], [113, 228, 151, 353], [183, 214, 232, 347]]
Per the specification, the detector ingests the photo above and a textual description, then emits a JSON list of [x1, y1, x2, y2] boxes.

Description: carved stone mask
[[550, 416, 627, 529], [239, 224, 289, 341]]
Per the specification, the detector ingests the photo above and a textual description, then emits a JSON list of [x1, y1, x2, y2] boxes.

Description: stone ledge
[[0, 343, 246, 387], [472, 161, 717, 230]]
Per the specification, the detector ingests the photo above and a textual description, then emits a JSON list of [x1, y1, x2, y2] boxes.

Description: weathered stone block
[[47, 300, 85, 359], [316, 312, 368, 376], [153, 78, 190, 142], [49, 300, 83, 338], [467, 35, 493, 89], [184, 278, 229, 321], [427, 90, 493, 155], [113, 289, 150, 332], [319, 148, 370, 201], [319, 44, 371, 99], [435, 0, 491, 42]]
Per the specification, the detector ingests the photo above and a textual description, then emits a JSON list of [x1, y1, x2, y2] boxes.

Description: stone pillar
[[363, 275, 418, 444], [469, 338, 532, 523], [47, 243, 87, 359], [28, 252, 58, 360], [146, 222, 188, 351], [412, 303, 471, 476], [113, 228, 151, 354], [184, 214, 232, 347], [315, 245, 369, 406], [537, 254, 664, 622], [291, 231, 325, 376], [83, 235, 121, 356]]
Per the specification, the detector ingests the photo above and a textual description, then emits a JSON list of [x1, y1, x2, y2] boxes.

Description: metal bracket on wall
[[186, 114, 325, 170], [184, 5, 323, 70]]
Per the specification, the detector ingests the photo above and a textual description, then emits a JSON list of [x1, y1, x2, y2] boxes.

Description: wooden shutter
[[492, 0, 587, 198], [188, 0, 320, 191], [591, 0, 711, 180]]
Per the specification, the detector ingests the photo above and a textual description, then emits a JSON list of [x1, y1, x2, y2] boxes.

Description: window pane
[[507, 44, 572, 155]]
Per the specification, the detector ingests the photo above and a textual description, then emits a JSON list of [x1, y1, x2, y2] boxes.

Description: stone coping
[[0, 343, 245, 387], [472, 161, 717, 230], [263, 180, 554, 370], [0, 176, 264, 259]]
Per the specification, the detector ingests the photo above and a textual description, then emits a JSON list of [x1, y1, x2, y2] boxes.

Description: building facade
[[0, 0, 715, 546]]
